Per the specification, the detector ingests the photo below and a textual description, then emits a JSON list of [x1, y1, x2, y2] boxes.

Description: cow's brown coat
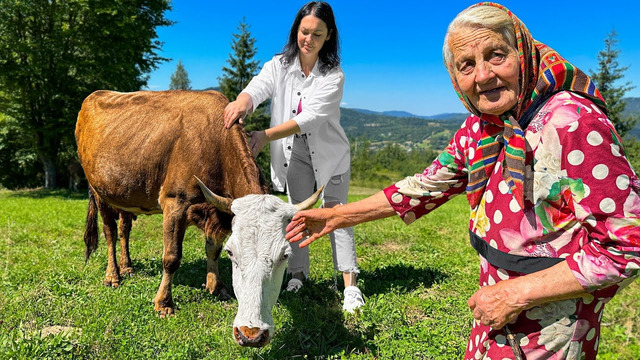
[[76, 90, 267, 316]]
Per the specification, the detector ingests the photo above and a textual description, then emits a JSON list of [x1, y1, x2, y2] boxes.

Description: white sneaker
[[342, 286, 365, 313], [286, 278, 303, 292]]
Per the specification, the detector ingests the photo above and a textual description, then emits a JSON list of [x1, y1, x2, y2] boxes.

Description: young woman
[[223, 2, 363, 313]]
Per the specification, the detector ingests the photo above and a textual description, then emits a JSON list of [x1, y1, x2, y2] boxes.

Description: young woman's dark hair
[[279, 1, 340, 74]]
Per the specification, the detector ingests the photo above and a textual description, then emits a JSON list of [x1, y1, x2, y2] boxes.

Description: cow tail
[[84, 187, 99, 262]]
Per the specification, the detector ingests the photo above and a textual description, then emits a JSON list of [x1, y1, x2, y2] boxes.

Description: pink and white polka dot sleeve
[[552, 95, 640, 291]]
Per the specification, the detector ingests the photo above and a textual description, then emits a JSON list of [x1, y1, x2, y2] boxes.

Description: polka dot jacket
[[383, 91, 640, 359]]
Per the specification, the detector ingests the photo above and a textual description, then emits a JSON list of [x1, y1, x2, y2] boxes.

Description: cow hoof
[[103, 275, 121, 287], [155, 306, 175, 318], [154, 298, 175, 318], [119, 267, 134, 277], [212, 286, 231, 301]]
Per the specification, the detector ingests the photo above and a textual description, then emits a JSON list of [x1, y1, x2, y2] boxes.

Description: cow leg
[[98, 203, 121, 287], [205, 232, 231, 300], [118, 212, 134, 276], [153, 198, 187, 317]]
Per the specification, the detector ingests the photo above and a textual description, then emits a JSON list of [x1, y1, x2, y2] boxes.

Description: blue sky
[[146, 1, 640, 116]]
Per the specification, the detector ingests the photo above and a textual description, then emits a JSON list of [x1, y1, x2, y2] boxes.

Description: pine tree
[[219, 18, 272, 187], [590, 30, 638, 138], [218, 19, 269, 129], [219, 19, 259, 100], [169, 60, 192, 90]]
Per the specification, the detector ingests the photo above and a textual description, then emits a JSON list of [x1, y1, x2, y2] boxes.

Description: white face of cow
[[225, 194, 297, 347]]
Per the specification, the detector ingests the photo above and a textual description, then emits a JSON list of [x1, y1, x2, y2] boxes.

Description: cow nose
[[233, 326, 270, 347]]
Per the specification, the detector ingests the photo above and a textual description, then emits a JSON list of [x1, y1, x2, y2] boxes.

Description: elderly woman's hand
[[467, 279, 529, 329], [286, 208, 338, 247]]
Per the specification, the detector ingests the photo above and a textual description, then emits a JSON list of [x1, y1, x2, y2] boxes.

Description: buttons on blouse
[[292, 109, 296, 114], [284, 163, 288, 168], [297, 92, 301, 96]]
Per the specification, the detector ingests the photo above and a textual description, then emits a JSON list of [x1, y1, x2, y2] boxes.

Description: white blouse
[[242, 54, 350, 192]]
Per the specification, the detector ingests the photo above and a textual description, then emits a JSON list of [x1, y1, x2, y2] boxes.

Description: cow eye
[[281, 253, 290, 261], [226, 249, 234, 258]]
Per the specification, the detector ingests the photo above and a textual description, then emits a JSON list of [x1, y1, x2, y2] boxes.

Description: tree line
[[0, 3, 637, 190]]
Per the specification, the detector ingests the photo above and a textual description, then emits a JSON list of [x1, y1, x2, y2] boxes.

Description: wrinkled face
[[449, 27, 520, 115], [297, 14, 330, 58], [225, 195, 297, 347]]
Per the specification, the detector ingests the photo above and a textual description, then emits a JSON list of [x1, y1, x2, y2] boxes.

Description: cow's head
[[195, 177, 322, 347]]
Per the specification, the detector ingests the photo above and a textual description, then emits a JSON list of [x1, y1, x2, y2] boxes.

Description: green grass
[[0, 188, 638, 359]]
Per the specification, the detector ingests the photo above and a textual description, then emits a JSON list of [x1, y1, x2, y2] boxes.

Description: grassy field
[[0, 188, 638, 359]]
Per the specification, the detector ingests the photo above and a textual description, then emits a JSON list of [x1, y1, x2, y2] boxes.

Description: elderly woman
[[286, 2, 640, 359]]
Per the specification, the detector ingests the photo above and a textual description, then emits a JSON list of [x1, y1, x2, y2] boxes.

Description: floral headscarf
[[448, 2, 607, 210]]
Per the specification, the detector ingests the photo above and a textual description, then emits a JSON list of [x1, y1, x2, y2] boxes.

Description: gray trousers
[[286, 135, 359, 277]]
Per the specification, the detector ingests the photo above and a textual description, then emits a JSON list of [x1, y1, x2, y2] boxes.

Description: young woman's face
[[449, 27, 520, 116], [297, 14, 331, 59]]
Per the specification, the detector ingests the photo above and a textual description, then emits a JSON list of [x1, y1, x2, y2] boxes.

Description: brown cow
[[75, 90, 268, 317]]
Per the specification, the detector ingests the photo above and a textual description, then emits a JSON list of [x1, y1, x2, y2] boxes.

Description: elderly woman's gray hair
[[442, 5, 516, 78]]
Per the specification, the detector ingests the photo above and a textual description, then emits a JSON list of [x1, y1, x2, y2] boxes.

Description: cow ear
[[187, 204, 207, 229], [285, 208, 296, 221]]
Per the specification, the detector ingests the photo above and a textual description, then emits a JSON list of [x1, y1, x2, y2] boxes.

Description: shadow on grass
[[359, 263, 449, 296], [257, 264, 448, 358], [6, 188, 88, 200], [107, 253, 446, 358], [261, 277, 370, 359], [128, 256, 235, 297], [128, 257, 370, 357]]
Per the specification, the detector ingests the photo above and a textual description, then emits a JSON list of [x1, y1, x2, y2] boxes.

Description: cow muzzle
[[233, 326, 270, 347]]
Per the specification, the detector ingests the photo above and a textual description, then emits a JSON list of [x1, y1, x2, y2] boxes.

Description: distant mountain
[[348, 108, 468, 122], [428, 113, 469, 122], [349, 108, 429, 118], [623, 97, 640, 139], [623, 97, 640, 116]]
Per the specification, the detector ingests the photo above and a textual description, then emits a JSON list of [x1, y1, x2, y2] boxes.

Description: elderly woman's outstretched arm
[[286, 191, 396, 247]]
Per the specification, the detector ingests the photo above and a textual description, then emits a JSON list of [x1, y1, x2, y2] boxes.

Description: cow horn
[[194, 176, 233, 214], [295, 185, 325, 211]]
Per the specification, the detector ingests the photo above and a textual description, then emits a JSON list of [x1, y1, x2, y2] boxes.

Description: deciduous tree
[[0, 0, 172, 188]]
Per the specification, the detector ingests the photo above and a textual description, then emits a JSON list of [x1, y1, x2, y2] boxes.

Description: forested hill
[[624, 97, 640, 138], [340, 107, 466, 150], [624, 97, 640, 115]]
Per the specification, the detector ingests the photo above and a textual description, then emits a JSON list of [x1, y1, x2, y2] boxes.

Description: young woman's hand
[[248, 130, 268, 157], [223, 94, 253, 129]]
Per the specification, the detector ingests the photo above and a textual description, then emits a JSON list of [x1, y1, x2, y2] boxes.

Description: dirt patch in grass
[[40, 325, 82, 338], [378, 242, 408, 254], [405, 304, 431, 325], [360, 241, 408, 254]]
